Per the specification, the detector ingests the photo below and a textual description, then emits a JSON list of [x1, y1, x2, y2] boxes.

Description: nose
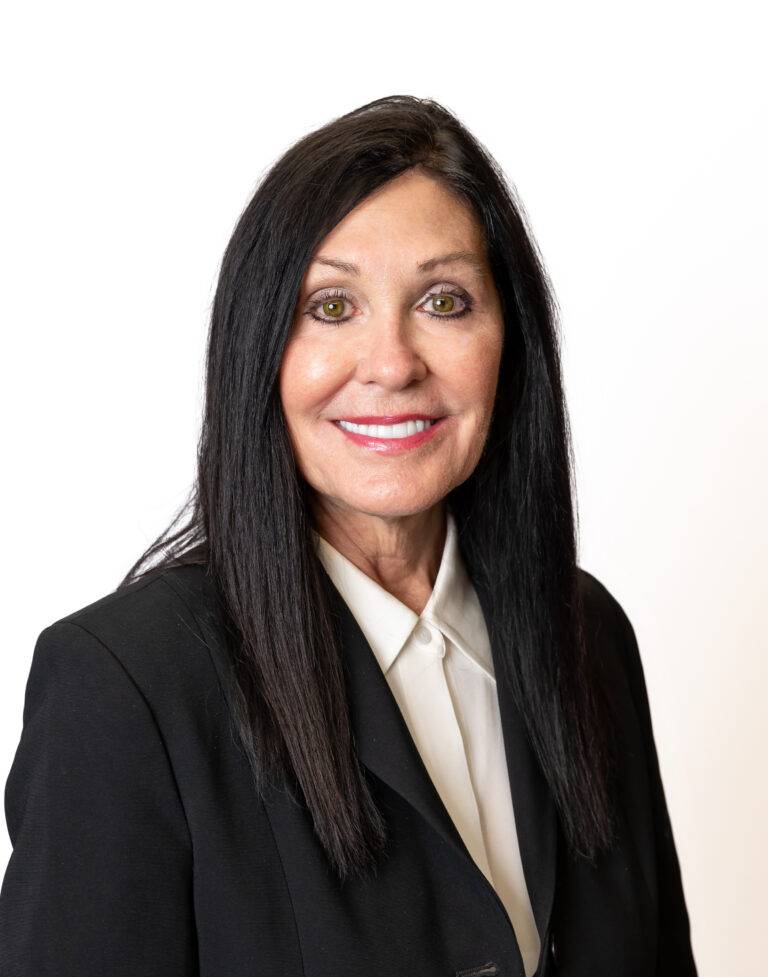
[[355, 314, 427, 390]]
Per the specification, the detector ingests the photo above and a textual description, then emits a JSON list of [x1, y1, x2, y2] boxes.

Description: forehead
[[310, 170, 486, 269]]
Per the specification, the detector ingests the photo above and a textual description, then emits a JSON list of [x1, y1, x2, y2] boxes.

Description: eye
[[305, 289, 354, 324], [420, 286, 472, 319], [429, 295, 456, 313], [321, 299, 346, 318]]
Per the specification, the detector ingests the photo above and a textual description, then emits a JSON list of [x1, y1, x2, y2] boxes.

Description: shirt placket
[[405, 620, 494, 887]]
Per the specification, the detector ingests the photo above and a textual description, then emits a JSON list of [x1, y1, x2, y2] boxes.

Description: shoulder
[[577, 566, 637, 648], [28, 564, 232, 728], [54, 563, 220, 644], [575, 566, 651, 718], [576, 566, 641, 671]]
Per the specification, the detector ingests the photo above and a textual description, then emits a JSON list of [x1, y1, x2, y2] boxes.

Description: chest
[[183, 757, 656, 977]]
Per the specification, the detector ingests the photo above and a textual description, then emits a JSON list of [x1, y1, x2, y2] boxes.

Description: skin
[[279, 169, 505, 613]]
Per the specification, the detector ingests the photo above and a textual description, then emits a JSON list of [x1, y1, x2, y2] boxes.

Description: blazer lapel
[[172, 562, 468, 864], [333, 573, 559, 947], [332, 588, 473, 861], [474, 582, 559, 945]]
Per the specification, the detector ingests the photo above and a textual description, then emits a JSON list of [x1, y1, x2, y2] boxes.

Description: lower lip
[[334, 419, 445, 453]]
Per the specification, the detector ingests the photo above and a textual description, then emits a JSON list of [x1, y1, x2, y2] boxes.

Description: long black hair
[[122, 95, 615, 878]]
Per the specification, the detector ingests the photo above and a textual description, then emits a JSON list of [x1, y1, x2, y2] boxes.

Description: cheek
[[279, 337, 343, 423], [450, 330, 504, 419]]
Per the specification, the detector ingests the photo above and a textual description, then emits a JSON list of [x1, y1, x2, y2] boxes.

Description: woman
[[0, 96, 696, 976]]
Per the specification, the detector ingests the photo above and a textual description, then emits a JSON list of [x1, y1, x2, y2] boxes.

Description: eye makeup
[[303, 283, 474, 325]]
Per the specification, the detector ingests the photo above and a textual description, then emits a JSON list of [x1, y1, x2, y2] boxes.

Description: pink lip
[[333, 416, 445, 453]]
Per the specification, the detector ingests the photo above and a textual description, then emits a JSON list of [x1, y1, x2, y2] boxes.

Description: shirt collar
[[421, 513, 494, 676], [314, 512, 494, 678]]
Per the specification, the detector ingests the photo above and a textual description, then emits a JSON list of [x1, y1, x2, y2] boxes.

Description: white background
[[1, 2, 765, 973]]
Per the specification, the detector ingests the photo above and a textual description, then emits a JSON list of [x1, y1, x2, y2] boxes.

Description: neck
[[312, 500, 447, 615]]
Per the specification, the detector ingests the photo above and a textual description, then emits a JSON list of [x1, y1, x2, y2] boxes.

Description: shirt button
[[414, 625, 432, 645]]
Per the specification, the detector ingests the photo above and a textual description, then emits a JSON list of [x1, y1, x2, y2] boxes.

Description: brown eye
[[322, 299, 346, 318], [430, 295, 455, 313]]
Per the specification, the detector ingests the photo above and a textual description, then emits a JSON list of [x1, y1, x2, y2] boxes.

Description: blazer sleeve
[[612, 598, 697, 977], [0, 621, 198, 977]]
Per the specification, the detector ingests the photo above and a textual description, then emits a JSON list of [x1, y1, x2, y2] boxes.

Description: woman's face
[[279, 169, 505, 525]]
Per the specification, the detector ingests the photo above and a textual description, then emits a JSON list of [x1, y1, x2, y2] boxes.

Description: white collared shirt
[[315, 514, 540, 976]]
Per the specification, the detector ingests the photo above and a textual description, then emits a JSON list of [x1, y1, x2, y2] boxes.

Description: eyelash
[[304, 285, 474, 326]]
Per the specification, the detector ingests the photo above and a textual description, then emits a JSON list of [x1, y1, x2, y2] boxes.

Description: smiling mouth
[[337, 418, 436, 439], [332, 414, 445, 449]]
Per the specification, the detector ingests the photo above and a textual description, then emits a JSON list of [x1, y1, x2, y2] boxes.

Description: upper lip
[[335, 414, 438, 424]]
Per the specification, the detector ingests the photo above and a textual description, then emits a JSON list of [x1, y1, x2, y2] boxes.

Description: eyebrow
[[310, 250, 486, 277]]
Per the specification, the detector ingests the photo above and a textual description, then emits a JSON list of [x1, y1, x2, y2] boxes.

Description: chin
[[331, 486, 453, 521]]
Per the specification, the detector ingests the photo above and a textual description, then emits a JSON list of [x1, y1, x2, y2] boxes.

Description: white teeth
[[338, 419, 433, 439]]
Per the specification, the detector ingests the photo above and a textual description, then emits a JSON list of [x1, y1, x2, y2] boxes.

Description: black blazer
[[0, 563, 696, 977]]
